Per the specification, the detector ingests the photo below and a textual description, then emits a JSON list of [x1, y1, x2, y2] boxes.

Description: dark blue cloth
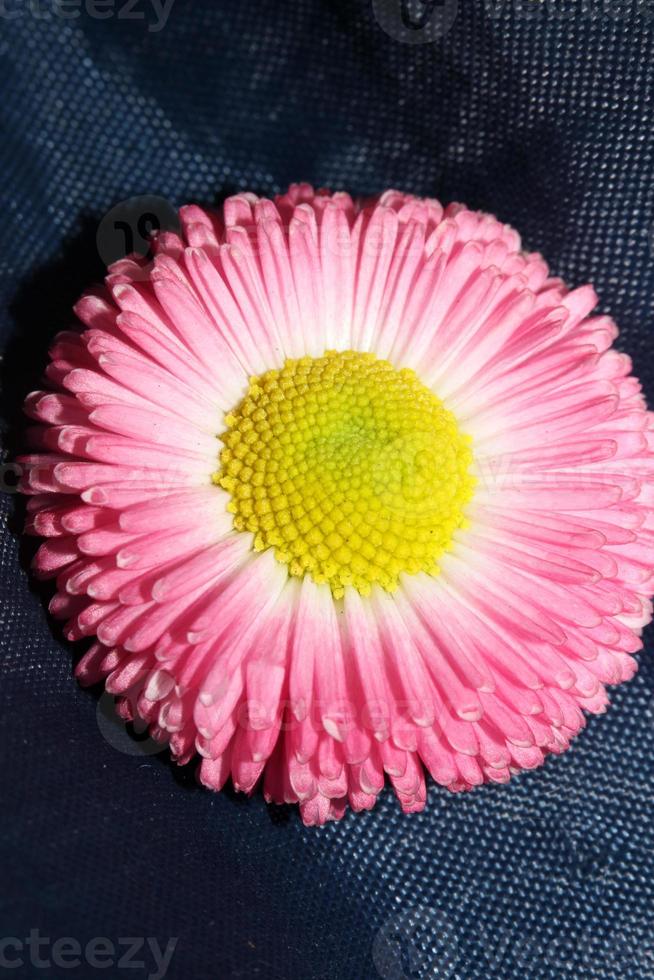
[[1, 2, 653, 978]]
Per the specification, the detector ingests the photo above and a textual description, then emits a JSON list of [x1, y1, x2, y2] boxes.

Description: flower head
[[21, 185, 654, 825]]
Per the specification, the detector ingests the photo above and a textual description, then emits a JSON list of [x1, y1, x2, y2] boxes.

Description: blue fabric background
[[1, 2, 653, 978]]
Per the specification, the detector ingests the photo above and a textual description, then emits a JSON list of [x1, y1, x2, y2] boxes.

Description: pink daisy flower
[[20, 184, 654, 825]]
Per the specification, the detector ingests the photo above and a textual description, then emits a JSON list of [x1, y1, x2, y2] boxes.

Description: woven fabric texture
[[1, 2, 653, 978]]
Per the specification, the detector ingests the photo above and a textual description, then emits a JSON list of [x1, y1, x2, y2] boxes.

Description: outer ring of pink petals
[[19, 183, 654, 826]]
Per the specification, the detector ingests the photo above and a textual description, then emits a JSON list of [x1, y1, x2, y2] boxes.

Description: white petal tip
[[322, 718, 344, 741]]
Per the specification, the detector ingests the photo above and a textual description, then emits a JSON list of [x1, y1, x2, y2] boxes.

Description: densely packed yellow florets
[[216, 350, 474, 598]]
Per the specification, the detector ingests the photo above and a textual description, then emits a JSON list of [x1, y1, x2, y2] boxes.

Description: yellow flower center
[[215, 350, 474, 598]]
